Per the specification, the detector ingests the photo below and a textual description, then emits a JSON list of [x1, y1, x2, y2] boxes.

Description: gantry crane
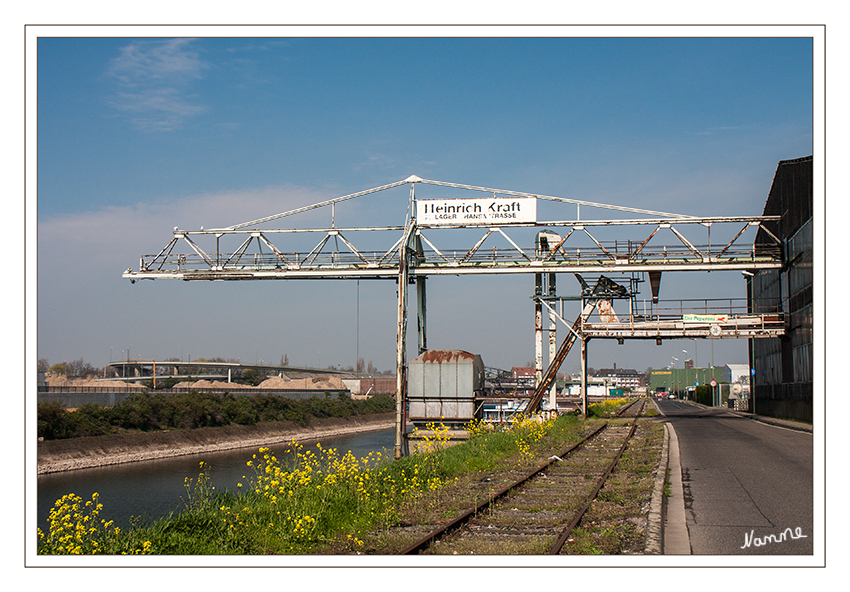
[[124, 175, 785, 457]]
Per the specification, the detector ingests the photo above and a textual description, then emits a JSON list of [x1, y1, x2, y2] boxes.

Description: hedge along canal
[[37, 418, 395, 533]]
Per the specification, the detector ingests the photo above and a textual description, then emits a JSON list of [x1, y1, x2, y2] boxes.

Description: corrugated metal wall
[[751, 156, 814, 422], [408, 350, 483, 426]]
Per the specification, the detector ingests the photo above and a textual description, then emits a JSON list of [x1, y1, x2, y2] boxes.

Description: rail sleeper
[[403, 412, 642, 555]]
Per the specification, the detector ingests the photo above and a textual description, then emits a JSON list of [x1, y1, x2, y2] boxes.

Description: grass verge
[[38, 402, 661, 555]]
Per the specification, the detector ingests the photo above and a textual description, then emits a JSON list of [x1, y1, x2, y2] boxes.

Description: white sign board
[[416, 197, 537, 226], [683, 314, 728, 323]]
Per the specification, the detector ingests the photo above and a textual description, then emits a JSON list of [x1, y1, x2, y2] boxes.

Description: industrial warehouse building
[[650, 366, 726, 394], [747, 156, 813, 422]]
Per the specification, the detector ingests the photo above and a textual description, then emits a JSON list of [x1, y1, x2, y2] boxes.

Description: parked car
[[668, 393, 676, 399]]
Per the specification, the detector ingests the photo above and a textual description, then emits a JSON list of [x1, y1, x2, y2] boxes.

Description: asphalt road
[[655, 398, 813, 555]]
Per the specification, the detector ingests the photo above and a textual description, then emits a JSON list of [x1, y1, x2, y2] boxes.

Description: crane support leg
[[526, 299, 598, 413], [581, 336, 589, 417], [548, 272, 557, 413], [416, 276, 427, 355], [534, 273, 543, 386]]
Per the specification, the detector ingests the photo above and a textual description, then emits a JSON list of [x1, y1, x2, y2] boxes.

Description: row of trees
[[38, 358, 98, 379], [37, 391, 396, 440]]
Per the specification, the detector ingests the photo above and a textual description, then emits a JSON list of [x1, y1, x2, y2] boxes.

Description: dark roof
[[593, 368, 640, 377], [759, 155, 813, 242]]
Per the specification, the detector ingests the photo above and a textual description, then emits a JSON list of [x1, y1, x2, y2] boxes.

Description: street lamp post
[[671, 357, 679, 398]]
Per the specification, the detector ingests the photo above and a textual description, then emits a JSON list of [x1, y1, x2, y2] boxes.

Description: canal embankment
[[37, 412, 394, 474]]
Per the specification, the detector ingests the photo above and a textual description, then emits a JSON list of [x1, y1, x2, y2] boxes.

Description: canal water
[[37, 428, 395, 533]]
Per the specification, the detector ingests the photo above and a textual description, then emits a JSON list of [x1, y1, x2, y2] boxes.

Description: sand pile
[[172, 375, 345, 391], [210, 380, 254, 389], [284, 375, 346, 390], [44, 373, 347, 393], [181, 379, 255, 389], [88, 379, 145, 389], [175, 379, 216, 389], [257, 375, 291, 389], [45, 375, 145, 389]]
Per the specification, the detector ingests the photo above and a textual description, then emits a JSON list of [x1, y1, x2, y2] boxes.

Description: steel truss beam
[[124, 177, 782, 283], [124, 220, 781, 281]]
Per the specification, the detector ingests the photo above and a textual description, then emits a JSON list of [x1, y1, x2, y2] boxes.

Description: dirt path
[[37, 413, 394, 475]]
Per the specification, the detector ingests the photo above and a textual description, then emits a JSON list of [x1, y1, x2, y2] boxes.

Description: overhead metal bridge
[[123, 175, 781, 282]]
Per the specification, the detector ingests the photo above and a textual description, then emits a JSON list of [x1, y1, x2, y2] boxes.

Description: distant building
[[747, 156, 813, 422], [592, 363, 643, 390], [650, 367, 724, 394], [342, 375, 396, 397], [511, 366, 536, 388], [563, 377, 615, 398], [722, 364, 751, 395]]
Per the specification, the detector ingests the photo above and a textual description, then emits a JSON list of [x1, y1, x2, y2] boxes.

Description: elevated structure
[[125, 176, 781, 282], [124, 175, 785, 457], [580, 301, 784, 340], [105, 359, 345, 381]]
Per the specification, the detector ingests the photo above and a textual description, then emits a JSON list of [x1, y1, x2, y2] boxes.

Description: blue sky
[[34, 32, 816, 375]]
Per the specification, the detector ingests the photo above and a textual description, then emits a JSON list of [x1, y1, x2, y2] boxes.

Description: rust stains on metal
[[417, 349, 476, 364]]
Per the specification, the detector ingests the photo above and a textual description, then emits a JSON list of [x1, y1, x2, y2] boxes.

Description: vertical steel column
[[580, 290, 589, 417], [417, 276, 427, 355], [535, 273, 543, 388], [395, 184, 416, 459], [395, 240, 409, 459], [548, 272, 557, 413], [581, 336, 589, 417]]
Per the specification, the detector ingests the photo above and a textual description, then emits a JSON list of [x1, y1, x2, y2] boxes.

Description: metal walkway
[[123, 176, 781, 282], [579, 296, 785, 340], [581, 314, 784, 339]]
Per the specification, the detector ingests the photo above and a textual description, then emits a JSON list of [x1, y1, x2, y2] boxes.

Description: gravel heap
[[175, 374, 346, 391], [45, 375, 145, 389]]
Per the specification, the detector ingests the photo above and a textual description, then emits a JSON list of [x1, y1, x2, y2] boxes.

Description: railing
[[37, 385, 145, 393], [126, 178, 783, 284], [579, 297, 786, 337], [585, 297, 784, 320], [138, 242, 783, 275], [609, 297, 763, 323]]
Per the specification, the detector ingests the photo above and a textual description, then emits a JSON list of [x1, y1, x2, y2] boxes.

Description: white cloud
[[45, 184, 329, 256], [106, 38, 209, 131]]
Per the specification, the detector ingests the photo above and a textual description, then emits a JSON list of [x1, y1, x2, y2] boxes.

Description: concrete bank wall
[[37, 412, 394, 475]]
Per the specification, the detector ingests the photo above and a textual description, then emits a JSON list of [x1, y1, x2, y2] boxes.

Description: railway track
[[615, 397, 645, 418], [399, 398, 647, 555]]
